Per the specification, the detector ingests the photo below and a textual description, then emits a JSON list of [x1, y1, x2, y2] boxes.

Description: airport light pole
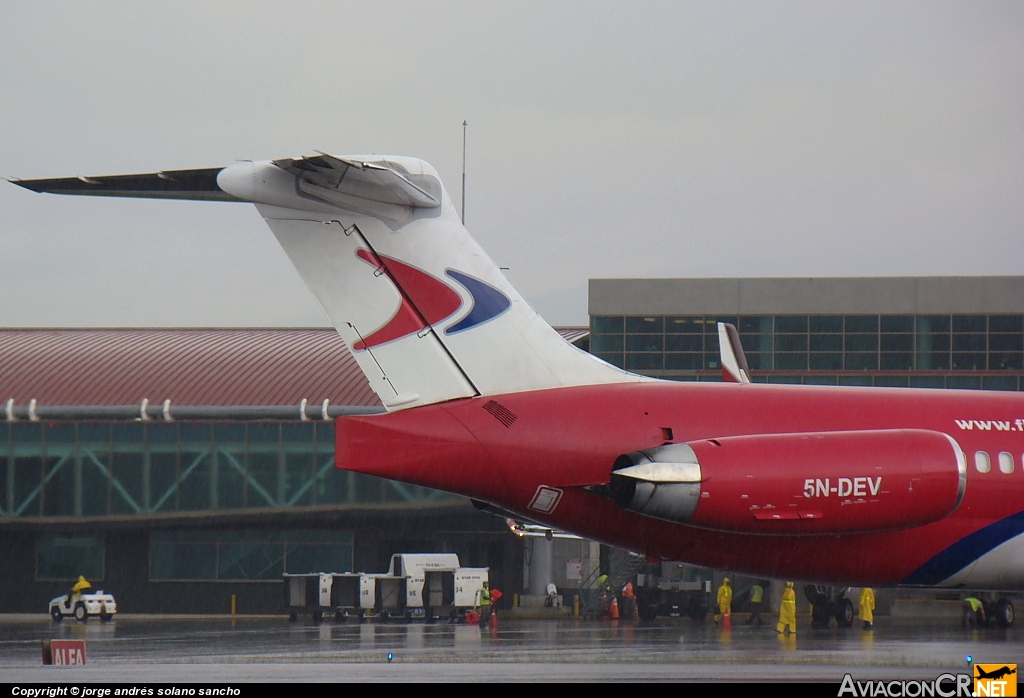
[[462, 120, 467, 225]]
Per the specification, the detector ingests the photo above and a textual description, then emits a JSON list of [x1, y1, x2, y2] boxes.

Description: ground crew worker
[[714, 577, 732, 625], [962, 596, 986, 627], [477, 581, 492, 628], [621, 581, 637, 620], [68, 575, 91, 604], [777, 582, 797, 635], [746, 581, 765, 626], [858, 587, 875, 630]]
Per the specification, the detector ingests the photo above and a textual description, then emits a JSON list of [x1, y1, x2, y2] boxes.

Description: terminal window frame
[[589, 314, 1024, 375], [0, 421, 458, 520], [149, 529, 354, 582], [36, 533, 105, 581]]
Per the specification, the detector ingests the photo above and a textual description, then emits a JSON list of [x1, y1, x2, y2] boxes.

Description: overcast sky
[[1, 1, 1021, 327]]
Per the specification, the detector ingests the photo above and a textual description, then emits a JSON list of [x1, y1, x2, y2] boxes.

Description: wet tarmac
[[1, 614, 1020, 682]]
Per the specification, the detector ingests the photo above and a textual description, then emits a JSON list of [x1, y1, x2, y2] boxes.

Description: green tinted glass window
[[625, 353, 663, 371], [875, 376, 909, 387], [665, 353, 703, 371], [178, 451, 211, 511], [917, 315, 951, 333], [775, 353, 808, 370], [666, 317, 705, 334], [809, 353, 842, 370], [952, 353, 986, 370], [803, 375, 837, 385], [845, 335, 878, 352], [880, 353, 913, 370], [881, 316, 914, 333], [625, 316, 664, 334], [149, 451, 178, 512], [947, 376, 981, 390], [845, 353, 878, 370], [775, 335, 808, 352], [989, 315, 1024, 333], [42, 455, 75, 517], [953, 335, 986, 352], [666, 335, 703, 352], [774, 316, 808, 333], [110, 450, 144, 514], [990, 352, 1023, 370], [845, 316, 878, 333], [591, 335, 623, 352], [626, 335, 663, 352], [881, 335, 913, 352], [809, 316, 843, 333], [739, 316, 772, 334], [810, 335, 842, 352], [37, 534, 104, 580], [215, 447, 246, 510], [591, 316, 624, 334], [953, 315, 986, 333]]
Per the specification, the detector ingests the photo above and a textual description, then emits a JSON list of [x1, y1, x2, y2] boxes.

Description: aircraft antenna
[[461, 120, 467, 225]]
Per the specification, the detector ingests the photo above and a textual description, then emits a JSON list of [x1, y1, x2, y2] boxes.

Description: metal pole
[[461, 120, 467, 224]]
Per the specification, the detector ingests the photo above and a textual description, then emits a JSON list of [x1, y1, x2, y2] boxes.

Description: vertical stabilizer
[[13, 153, 642, 410]]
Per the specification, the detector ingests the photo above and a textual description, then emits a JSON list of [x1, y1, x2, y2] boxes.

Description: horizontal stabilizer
[[11, 168, 237, 202], [273, 154, 441, 209]]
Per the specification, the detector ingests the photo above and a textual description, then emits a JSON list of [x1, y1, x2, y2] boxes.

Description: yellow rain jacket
[[858, 587, 875, 624], [715, 579, 732, 621], [777, 582, 797, 633]]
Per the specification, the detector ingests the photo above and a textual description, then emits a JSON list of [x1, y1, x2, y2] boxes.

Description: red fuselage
[[337, 382, 1024, 587]]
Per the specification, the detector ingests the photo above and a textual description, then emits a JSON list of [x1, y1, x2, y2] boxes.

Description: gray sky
[[1, 1, 1021, 327]]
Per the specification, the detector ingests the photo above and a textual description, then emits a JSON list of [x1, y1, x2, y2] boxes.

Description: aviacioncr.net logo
[[974, 664, 1017, 697], [838, 674, 973, 697]]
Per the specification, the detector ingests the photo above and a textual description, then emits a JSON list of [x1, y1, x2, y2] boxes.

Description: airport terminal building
[[2, 275, 1022, 614], [589, 276, 1024, 390]]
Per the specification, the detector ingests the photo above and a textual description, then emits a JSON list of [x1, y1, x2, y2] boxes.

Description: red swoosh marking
[[353, 249, 463, 350]]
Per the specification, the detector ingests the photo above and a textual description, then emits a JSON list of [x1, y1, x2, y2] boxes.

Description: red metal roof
[[0, 327, 589, 407]]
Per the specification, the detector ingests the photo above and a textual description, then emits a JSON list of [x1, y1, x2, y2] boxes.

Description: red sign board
[[42, 639, 86, 666]]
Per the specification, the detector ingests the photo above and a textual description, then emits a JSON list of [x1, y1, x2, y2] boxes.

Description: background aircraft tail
[[15, 153, 638, 409]]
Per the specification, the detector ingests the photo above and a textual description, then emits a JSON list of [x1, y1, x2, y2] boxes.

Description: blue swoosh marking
[[444, 269, 511, 334], [901, 509, 1024, 585]]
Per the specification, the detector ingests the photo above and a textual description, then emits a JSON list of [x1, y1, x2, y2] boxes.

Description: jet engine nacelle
[[610, 429, 966, 535]]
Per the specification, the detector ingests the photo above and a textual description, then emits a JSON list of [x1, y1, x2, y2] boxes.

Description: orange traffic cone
[[610, 596, 620, 619], [722, 607, 731, 631]]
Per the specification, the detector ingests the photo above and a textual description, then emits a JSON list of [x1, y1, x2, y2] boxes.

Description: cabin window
[[999, 452, 1014, 474], [975, 451, 991, 473]]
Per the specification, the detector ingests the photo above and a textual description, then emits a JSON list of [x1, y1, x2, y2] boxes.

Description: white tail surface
[[220, 155, 637, 409], [14, 153, 640, 410]]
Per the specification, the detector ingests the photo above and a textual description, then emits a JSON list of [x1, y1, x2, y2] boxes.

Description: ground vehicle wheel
[[996, 598, 1014, 628], [835, 598, 855, 628], [312, 610, 323, 624], [51, 606, 63, 622], [74, 603, 87, 622]]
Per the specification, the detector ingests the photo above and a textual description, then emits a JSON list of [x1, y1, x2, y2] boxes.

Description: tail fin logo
[[444, 269, 511, 334], [352, 250, 511, 350], [353, 249, 462, 350]]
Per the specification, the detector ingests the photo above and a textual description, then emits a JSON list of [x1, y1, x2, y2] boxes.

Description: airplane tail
[[14, 154, 638, 409]]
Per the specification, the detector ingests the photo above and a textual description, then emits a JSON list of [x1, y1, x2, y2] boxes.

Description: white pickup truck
[[49, 591, 117, 622]]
